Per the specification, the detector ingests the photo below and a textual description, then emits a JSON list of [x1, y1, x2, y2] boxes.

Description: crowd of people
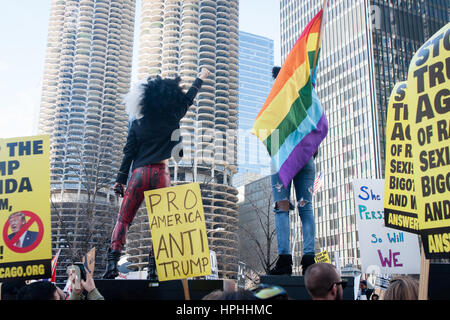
[[0, 263, 420, 301], [0, 266, 104, 300]]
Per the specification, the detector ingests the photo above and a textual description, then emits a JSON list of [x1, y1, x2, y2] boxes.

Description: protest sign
[[353, 179, 420, 274], [315, 250, 331, 264], [205, 250, 218, 280], [0, 135, 52, 281], [384, 81, 420, 233], [82, 247, 96, 276], [375, 274, 392, 290], [144, 182, 211, 281], [237, 261, 245, 289], [407, 23, 450, 258]]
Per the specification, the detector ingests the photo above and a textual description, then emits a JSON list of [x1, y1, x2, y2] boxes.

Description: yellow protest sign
[[384, 81, 420, 233], [0, 135, 52, 280], [407, 22, 450, 258], [315, 250, 331, 264], [144, 182, 211, 281]]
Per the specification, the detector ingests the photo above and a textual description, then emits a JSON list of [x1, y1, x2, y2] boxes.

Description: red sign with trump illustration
[[3, 210, 44, 254]]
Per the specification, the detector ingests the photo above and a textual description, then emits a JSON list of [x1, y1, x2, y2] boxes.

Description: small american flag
[[313, 172, 324, 196]]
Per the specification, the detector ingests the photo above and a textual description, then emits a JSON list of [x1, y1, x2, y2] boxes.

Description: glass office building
[[280, 0, 448, 272], [236, 31, 274, 185]]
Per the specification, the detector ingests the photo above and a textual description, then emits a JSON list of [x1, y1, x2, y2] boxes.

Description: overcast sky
[[0, 0, 281, 139]]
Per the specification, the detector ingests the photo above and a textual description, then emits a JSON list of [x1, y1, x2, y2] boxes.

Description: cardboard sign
[[384, 81, 420, 234], [82, 247, 96, 276], [353, 179, 421, 274], [407, 23, 450, 258], [0, 135, 52, 281], [144, 183, 211, 281], [315, 250, 331, 264]]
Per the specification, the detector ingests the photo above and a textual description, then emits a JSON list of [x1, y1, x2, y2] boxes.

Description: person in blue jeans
[[268, 66, 318, 276]]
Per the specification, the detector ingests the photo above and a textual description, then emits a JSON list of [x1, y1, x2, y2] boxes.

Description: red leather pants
[[110, 163, 171, 252]]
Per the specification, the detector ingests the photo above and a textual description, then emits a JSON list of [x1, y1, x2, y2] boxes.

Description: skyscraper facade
[[280, 0, 448, 272], [126, 0, 240, 279], [236, 31, 274, 183], [38, 0, 136, 282]]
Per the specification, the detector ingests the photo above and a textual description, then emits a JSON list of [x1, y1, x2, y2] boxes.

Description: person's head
[[202, 289, 225, 300], [272, 66, 281, 79], [360, 280, 367, 290], [124, 75, 186, 120], [371, 293, 379, 300], [223, 279, 237, 292], [8, 212, 26, 233], [202, 289, 256, 300], [383, 276, 418, 300], [17, 281, 65, 300], [304, 263, 345, 300], [0, 280, 27, 300], [141, 76, 186, 117]]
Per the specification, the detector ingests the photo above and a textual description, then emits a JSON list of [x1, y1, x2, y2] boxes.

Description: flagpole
[[311, 0, 328, 74]]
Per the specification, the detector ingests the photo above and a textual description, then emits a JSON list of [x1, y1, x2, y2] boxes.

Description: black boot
[[268, 254, 292, 275], [147, 249, 159, 286], [301, 254, 316, 275], [102, 248, 120, 279]]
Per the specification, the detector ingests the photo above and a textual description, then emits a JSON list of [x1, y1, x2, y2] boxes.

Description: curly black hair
[[140, 75, 186, 119]]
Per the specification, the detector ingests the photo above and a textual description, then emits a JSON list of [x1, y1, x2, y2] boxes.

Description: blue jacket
[[8, 230, 39, 248]]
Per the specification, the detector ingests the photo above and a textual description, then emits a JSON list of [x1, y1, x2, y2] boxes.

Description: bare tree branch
[[50, 144, 119, 280], [239, 178, 277, 274]]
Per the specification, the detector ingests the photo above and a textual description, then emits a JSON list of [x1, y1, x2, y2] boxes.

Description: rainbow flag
[[252, 9, 328, 188]]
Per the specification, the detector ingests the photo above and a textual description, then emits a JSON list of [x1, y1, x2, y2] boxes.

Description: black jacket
[[116, 78, 203, 184]]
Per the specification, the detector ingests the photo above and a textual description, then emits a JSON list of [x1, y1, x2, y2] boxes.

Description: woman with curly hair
[[103, 68, 210, 280]]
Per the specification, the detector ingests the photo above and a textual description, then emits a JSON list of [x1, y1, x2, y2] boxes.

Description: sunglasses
[[328, 280, 348, 291]]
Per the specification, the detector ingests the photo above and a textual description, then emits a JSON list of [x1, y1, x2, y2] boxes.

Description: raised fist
[[199, 67, 210, 81]]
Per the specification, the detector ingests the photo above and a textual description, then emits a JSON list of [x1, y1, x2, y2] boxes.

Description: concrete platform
[[95, 279, 224, 300], [94, 276, 357, 300], [259, 275, 356, 300], [92, 264, 449, 300]]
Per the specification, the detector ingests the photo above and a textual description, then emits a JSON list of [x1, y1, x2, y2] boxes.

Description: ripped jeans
[[271, 157, 316, 256]]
